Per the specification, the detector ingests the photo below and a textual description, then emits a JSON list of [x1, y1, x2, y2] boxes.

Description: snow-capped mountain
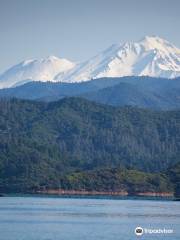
[[0, 56, 75, 88], [0, 36, 180, 88], [56, 36, 180, 82]]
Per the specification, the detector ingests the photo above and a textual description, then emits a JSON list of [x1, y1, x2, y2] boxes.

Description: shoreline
[[35, 189, 174, 197]]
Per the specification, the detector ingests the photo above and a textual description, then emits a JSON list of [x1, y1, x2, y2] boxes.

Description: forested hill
[[0, 97, 179, 192], [0, 76, 180, 110]]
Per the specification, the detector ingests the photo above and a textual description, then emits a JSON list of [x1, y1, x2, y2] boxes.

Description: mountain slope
[[0, 36, 180, 88], [56, 36, 180, 82], [0, 76, 179, 110], [0, 97, 179, 176], [82, 82, 159, 108], [0, 56, 75, 88], [82, 78, 180, 110], [0, 97, 179, 192]]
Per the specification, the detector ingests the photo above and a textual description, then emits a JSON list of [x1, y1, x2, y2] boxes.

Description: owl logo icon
[[135, 227, 143, 236]]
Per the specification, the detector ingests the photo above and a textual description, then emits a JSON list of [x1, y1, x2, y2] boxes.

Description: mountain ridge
[[56, 36, 180, 82], [0, 76, 179, 110], [0, 56, 75, 88], [0, 36, 180, 88]]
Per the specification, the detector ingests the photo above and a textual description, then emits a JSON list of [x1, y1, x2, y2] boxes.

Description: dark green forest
[[61, 168, 173, 193], [0, 97, 179, 195]]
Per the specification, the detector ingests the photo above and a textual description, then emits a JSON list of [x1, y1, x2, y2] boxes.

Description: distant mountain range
[[0, 36, 180, 89], [0, 76, 180, 110]]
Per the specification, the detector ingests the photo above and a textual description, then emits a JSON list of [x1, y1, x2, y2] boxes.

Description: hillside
[[0, 76, 180, 110], [0, 97, 179, 192]]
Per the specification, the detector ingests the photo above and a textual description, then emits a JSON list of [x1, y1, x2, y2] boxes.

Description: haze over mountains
[[0, 36, 180, 89], [0, 76, 179, 110]]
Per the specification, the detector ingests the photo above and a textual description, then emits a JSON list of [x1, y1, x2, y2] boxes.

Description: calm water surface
[[0, 196, 179, 240]]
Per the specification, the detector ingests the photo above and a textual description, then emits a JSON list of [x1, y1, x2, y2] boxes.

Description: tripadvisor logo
[[135, 226, 173, 236], [135, 227, 143, 236]]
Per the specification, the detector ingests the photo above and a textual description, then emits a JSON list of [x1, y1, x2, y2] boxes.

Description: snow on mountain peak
[[22, 59, 35, 67], [140, 36, 180, 54], [55, 35, 180, 82], [0, 36, 180, 88], [0, 56, 76, 88]]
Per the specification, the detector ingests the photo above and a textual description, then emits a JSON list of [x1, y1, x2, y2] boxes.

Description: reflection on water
[[0, 196, 179, 240]]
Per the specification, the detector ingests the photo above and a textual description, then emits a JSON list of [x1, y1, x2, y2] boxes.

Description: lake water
[[0, 196, 179, 240]]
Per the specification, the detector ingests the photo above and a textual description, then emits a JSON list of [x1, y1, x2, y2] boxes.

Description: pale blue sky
[[0, 0, 180, 73]]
